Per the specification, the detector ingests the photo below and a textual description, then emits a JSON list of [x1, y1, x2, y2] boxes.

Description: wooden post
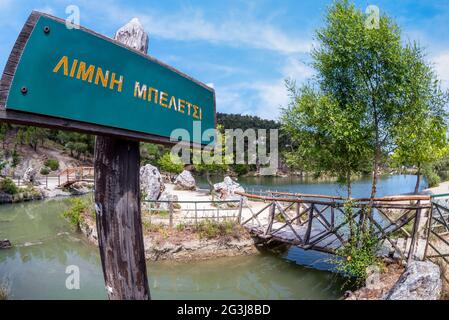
[[194, 202, 198, 225], [304, 204, 314, 245], [94, 18, 150, 300], [238, 197, 243, 224], [169, 201, 173, 228], [408, 202, 423, 264], [295, 202, 300, 225]]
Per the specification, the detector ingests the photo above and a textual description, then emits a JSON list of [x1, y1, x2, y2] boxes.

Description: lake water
[[197, 174, 427, 198], [0, 174, 424, 299]]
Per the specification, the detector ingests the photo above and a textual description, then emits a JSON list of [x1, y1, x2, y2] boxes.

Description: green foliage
[[232, 164, 249, 176], [282, 0, 448, 198], [11, 148, 19, 168], [157, 152, 184, 174], [44, 159, 59, 171], [57, 131, 94, 159], [140, 143, 167, 165], [143, 221, 164, 233], [63, 197, 91, 228], [333, 202, 380, 284], [194, 220, 241, 239], [0, 178, 18, 195], [40, 167, 50, 176], [24, 126, 48, 151], [423, 164, 441, 188], [176, 223, 187, 232]]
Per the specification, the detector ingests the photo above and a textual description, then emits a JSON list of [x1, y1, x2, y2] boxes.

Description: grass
[[44, 159, 59, 171], [193, 219, 242, 240]]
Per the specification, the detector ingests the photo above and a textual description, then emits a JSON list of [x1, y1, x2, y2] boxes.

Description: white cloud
[[83, 1, 311, 55], [251, 58, 314, 119], [433, 52, 449, 89], [216, 59, 314, 120]]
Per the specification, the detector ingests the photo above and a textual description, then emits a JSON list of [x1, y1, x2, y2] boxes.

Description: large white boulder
[[386, 261, 442, 300], [140, 164, 164, 201], [174, 170, 196, 190], [213, 176, 245, 205]]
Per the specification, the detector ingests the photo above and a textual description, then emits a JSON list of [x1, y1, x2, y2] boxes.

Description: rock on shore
[[174, 170, 196, 190], [386, 261, 442, 300], [140, 164, 164, 200]]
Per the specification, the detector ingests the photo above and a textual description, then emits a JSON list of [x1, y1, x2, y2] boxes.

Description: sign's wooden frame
[[0, 11, 216, 147]]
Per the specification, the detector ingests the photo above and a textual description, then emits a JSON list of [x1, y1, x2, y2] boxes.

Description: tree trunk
[[346, 170, 352, 199], [414, 163, 421, 195], [94, 18, 150, 300], [370, 147, 380, 200], [94, 136, 150, 300]]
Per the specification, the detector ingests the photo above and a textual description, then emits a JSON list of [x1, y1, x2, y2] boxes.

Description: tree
[[24, 127, 47, 151], [157, 152, 183, 174], [307, 0, 446, 198], [195, 125, 232, 193], [392, 47, 449, 193], [282, 82, 371, 197]]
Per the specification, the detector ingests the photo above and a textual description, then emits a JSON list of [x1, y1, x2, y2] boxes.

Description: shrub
[[44, 159, 59, 171], [194, 220, 241, 239], [157, 152, 183, 174], [176, 223, 187, 232], [40, 167, 50, 175], [0, 178, 18, 195], [11, 149, 20, 168], [332, 202, 380, 285], [63, 197, 91, 228]]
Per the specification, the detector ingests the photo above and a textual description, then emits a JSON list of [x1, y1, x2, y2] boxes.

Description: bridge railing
[[238, 191, 431, 262], [427, 194, 449, 284], [58, 167, 94, 187]]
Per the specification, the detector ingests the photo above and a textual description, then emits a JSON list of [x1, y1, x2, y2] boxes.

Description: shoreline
[[78, 209, 261, 262]]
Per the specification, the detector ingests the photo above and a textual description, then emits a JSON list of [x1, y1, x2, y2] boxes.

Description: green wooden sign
[[0, 12, 216, 146]]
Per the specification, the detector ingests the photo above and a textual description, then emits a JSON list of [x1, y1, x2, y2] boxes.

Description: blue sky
[[1, 0, 449, 120]]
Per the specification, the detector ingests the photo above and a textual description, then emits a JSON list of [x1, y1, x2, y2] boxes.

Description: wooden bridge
[[58, 166, 94, 188], [237, 191, 443, 265]]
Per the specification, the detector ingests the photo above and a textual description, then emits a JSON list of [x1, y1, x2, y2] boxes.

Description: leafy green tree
[[140, 143, 166, 165], [391, 46, 449, 193], [24, 127, 47, 151], [157, 152, 183, 174], [285, 0, 448, 198], [195, 125, 232, 193], [282, 83, 371, 197]]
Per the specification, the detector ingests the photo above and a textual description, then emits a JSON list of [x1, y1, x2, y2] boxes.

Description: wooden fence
[[238, 190, 431, 262], [142, 199, 243, 227]]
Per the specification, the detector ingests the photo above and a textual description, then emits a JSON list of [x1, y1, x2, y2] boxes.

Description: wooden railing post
[[194, 202, 198, 226], [408, 201, 423, 264], [169, 200, 173, 228], [238, 198, 243, 224], [304, 204, 314, 245], [264, 202, 275, 236], [295, 202, 300, 225]]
